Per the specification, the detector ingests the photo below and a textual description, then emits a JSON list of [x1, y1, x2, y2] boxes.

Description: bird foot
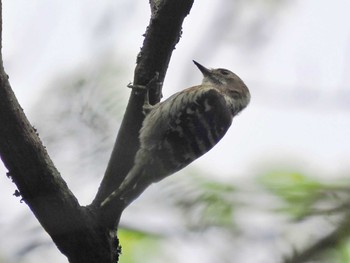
[[127, 72, 161, 93], [127, 72, 162, 115]]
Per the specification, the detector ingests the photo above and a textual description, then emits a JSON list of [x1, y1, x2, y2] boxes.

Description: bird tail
[[100, 149, 158, 208]]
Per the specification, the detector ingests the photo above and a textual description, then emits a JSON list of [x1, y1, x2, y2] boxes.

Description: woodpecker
[[101, 61, 250, 208]]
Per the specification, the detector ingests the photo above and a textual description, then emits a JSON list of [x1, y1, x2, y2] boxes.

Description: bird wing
[[152, 86, 234, 180]]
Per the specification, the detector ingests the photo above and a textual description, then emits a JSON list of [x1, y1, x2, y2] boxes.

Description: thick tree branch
[[0, 2, 116, 262], [94, 0, 194, 225]]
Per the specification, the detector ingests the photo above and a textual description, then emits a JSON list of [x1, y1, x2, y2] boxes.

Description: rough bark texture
[[0, 0, 194, 262]]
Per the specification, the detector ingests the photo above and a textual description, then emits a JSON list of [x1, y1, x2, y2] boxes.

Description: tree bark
[[0, 0, 194, 262]]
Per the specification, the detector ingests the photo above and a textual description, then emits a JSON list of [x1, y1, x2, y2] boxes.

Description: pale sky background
[[1, 1, 350, 263]]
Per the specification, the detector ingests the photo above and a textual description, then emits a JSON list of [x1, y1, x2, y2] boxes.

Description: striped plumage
[[101, 61, 250, 208]]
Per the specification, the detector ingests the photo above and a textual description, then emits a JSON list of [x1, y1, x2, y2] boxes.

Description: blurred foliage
[[189, 0, 293, 64], [31, 57, 130, 186], [324, 239, 350, 263], [118, 229, 161, 263], [259, 170, 350, 220], [259, 170, 350, 263], [170, 174, 237, 230]]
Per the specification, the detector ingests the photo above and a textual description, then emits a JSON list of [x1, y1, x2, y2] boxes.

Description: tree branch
[[0, 2, 115, 262], [284, 213, 350, 263], [93, 0, 194, 226]]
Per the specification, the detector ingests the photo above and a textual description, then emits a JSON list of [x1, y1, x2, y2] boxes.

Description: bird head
[[193, 60, 250, 108]]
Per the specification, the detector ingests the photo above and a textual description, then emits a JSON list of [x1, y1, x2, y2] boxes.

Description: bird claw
[[127, 72, 162, 93], [127, 72, 162, 115]]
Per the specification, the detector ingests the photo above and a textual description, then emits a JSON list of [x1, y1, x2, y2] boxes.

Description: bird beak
[[193, 60, 211, 77]]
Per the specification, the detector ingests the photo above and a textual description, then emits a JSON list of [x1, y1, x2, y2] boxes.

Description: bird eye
[[229, 90, 241, 98], [219, 69, 230, 75]]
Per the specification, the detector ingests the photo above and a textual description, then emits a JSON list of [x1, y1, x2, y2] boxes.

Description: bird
[[100, 60, 250, 208]]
